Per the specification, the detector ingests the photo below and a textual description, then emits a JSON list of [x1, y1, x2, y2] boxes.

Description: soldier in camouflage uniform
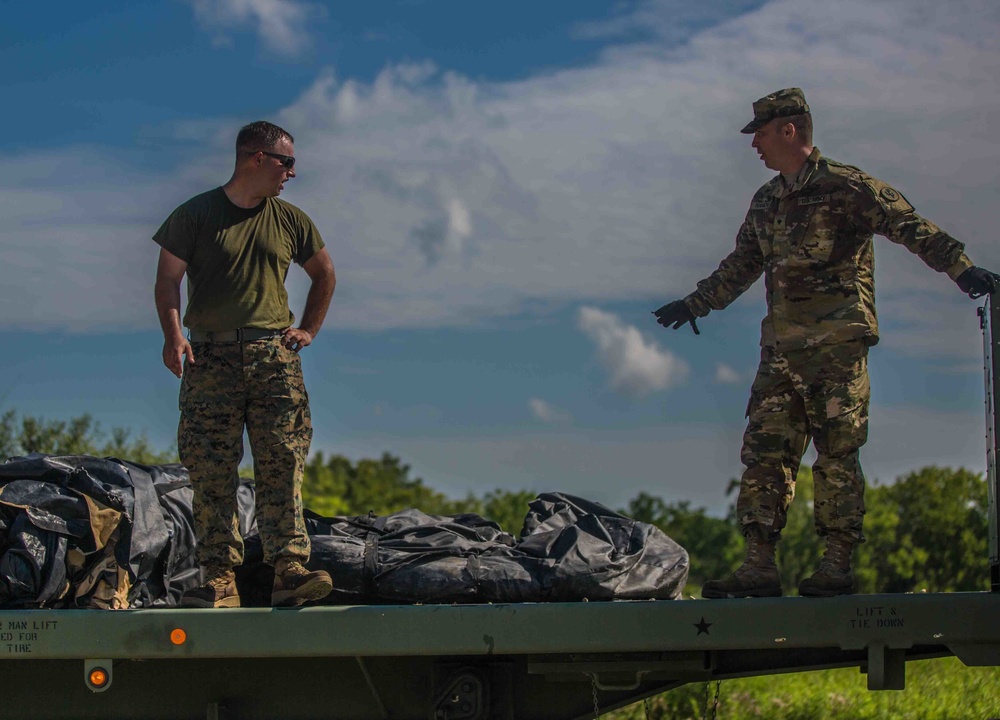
[[154, 121, 337, 608], [654, 88, 1000, 598]]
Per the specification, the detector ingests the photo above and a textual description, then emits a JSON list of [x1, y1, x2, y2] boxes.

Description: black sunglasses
[[251, 150, 296, 169]]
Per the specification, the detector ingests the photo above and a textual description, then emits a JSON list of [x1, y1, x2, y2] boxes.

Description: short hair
[[786, 112, 813, 145], [236, 121, 294, 154]]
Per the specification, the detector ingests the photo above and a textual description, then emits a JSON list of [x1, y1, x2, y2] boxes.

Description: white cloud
[[2, 0, 999, 349], [528, 398, 572, 424], [279, 0, 1000, 337], [412, 196, 474, 265], [577, 306, 688, 397], [187, 0, 317, 56], [715, 363, 741, 384]]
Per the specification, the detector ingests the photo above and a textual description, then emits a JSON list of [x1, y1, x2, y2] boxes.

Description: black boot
[[702, 533, 782, 599], [798, 535, 855, 597]]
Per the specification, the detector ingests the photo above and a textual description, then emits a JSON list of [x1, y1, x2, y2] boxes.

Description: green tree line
[[1, 410, 992, 593], [0, 409, 176, 465], [626, 465, 991, 594]]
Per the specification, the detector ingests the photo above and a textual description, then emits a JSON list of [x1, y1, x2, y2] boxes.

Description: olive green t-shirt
[[153, 188, 325, 332]]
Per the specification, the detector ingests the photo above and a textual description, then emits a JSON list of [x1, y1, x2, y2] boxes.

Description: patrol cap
[[740, 88, 810, 134]]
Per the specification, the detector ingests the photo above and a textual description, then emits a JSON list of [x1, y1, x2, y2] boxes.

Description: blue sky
[[2, 0, 999, 514]]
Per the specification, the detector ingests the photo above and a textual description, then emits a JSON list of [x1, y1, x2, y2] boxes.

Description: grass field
[[607, 656, 1000, 720]]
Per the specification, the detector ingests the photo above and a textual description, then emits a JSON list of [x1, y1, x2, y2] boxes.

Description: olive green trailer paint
[[2, 592, 1000, 719]]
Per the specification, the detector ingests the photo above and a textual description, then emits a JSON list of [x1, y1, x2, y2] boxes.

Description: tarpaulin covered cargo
[[0, 454, 689, 608]]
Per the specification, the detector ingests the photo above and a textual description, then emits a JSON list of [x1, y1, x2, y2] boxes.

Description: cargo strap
[[361, 513, 388, 599]]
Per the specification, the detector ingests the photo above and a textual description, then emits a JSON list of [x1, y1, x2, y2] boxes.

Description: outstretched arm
[[852, 178, 1000, 299], [684, 219, 765, 317], [653, 214, 764, 335]]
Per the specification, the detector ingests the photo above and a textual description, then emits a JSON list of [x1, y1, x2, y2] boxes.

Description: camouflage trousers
[[736, 340, 869, 543], [178, 337, 313, 575]]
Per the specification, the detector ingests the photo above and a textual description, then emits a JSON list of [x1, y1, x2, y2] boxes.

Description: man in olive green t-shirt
[[153, 120, 337, 609]]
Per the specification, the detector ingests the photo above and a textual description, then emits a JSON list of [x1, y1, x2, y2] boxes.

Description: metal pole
[[980, 297, 1000, 592]]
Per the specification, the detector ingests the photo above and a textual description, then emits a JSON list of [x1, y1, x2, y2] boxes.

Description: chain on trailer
[[585, 677, 723, 719], [702, 679, 721, 720]]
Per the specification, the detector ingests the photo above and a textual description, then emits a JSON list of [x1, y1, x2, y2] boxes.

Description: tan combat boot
[[702, 533, 782, 599], [180, 569, 241, 608], [272, 560, 334, 607], [798, 535, 855, 597]]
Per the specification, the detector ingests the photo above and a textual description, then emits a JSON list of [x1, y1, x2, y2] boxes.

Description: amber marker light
[[88, 668, 109, 689], [170, 628, 187, 646]]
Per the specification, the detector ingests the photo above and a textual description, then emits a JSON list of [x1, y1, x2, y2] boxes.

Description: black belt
[[189, 328, 284, 343]]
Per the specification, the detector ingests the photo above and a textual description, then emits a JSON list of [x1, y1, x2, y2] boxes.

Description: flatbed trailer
[[2, 301, 999, 720], [1, 592, 1000, 719]]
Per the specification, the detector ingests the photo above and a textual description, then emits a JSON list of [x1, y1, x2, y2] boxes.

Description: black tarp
[[0, 454, 254, 608], [0, 454, 689, 608]]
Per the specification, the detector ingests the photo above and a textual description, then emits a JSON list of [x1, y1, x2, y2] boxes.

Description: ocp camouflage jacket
[[683, 148, 972, 350]]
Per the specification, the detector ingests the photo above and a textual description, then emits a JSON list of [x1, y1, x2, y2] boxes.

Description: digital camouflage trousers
[[737, 339, 869, 543], [178, 337, 313, 576]]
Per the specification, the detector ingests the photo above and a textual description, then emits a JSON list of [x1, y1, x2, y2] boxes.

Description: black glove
[[652, 300, 700, 334], [956, 266, 1000, 299]]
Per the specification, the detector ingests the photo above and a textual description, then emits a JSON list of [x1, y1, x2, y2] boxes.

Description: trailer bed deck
[[3, 592, 998, 720]]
